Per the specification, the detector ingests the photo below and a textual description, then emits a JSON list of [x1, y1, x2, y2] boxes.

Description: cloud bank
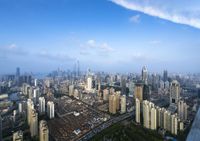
[[111, 0, 200, 29]]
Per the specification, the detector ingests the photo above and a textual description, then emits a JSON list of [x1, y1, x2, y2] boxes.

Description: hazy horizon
[[1, 0, 200, 74]]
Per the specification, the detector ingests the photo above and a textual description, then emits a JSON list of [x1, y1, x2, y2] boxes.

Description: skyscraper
[[13, 130, 23, 141], [39, 97, 45, 115], [87, 76, 93, 91], [120, 95, 126, 114], [134, 83, 143, 102], [142, 66, 148, 84], [150, 107, 157, 130], [163, 70, 168, 82], [170, 80, 180, 105], [16, 67, 20, 77], [30, 109, 38, 137], [47, 101, 55, 119], [178, 100, 188, 121], [39, 120, 49, 141], [27, 99, 34, 125], [0, 114, 2, 141], [109, 94, 117, 114], [135, 98, 140, 123]]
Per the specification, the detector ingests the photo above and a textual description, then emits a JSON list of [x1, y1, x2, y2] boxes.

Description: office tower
[[129, 82, 135, 95], [77, 60, 80, 77], [47, 101, 55, 119], [16, 67, 20, 77], [120, 95, 126, 114], [150, 107, 157, 130], [121, 76, 126, 95], [39, 120, 49, 141], [33, 88, 40, 104], [34, 79, 38, 87], [39, 97, 45, 115], [178, 100, 188, 121], [103, 89, 109, 101], [170, 80, 180, 105], [135, 98, 140, 123], [69, 85, 74, 96], [18, 102, 23, 113], [134, 83, 143, 102], [109, 94, 117, 114], [143, 84, 150, 100], [163, 70, 168, 82], [171, 114, 178, 135], [142, 66, 148, 84], [0, 115, 2, 141], [87, 76, 92, 91], [27, 99, 34, 125], [30, 109, 38, 137], [13, 130, 23, 141]]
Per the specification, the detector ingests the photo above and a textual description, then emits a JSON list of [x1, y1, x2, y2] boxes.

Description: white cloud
[[129, 14, 140, 23], [87, 40, 96, 48], [111, 0, 200, 29], [85, 39, 115, 52], [8, 44, 17, 49]]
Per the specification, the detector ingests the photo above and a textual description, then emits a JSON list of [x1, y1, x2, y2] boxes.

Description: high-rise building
[[109, 94, 117, 114], [69, 85, 74, 96], [150, 107, 157, 130], [170, 80, 180, 105], [47, 101, 55, 119], [13, 130, 23, 141], [39, 120, 49, 141], [103, 89, 109, 101], [0, 114, 2, 141], [116, 91, 121, 110], [143, 100, 150, 128], [33, 88, 40, 104], [87, 76, 93, 91], [135, 98, 140, 123], [30, 109, 38, 137], [27, 99, 34, 125], [34, 79, 38, 87], [134, 83, 143, 102], [39, 97, 45, 115], [120, 95, 126, 114], [18, 102, 23, 113], [16, 67, 20, 77], [171, 114, 178, 135], [142, 66, 148, 84], [163, 70, 168, 82], [178, 100, 188, 121]]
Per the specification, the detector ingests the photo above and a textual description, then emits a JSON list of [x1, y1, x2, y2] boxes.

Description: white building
[[87, 76, 93, 91], [151, 107, 157, 130], [178, 100, 188, 121], [47, 101, 54, 119], [39, 97, 45, 115], [136, 98, 140, 123], [69, 85, 74, 96]]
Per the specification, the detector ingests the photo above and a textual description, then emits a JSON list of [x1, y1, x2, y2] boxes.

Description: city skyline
[[1, 0, 200, 74]]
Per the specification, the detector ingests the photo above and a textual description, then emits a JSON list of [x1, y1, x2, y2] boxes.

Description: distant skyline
[[1, 0, 200, 74]]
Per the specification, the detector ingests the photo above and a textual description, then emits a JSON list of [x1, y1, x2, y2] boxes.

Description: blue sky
[[0, 0, 200, 74]]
